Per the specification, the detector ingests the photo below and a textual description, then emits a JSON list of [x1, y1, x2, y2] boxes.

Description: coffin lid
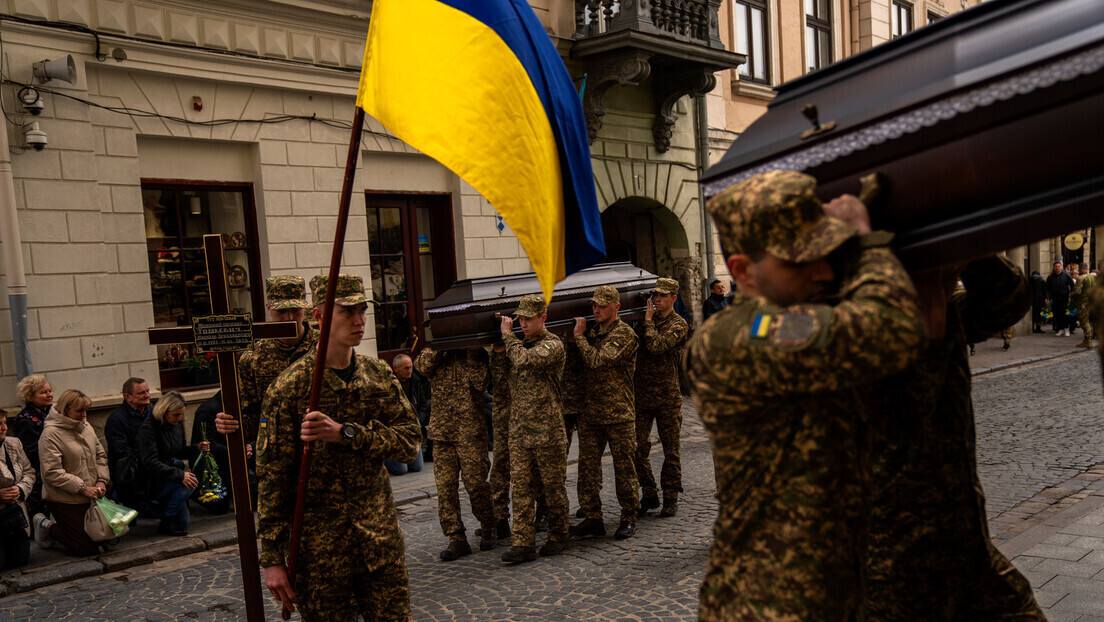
[[702, 0, 1104, 196]]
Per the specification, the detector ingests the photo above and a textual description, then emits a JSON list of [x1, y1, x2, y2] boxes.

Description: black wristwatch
[[341, 422, 357, 443]]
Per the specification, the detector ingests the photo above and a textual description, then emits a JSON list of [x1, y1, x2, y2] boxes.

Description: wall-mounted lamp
[[32, 54, 76, 84], [190, 196, 202, 215]]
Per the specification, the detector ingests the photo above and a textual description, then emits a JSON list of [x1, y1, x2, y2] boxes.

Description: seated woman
[[138, 392, 208, 536], [35, 389, 111, 556], [12, 374, 52, 519], [0, 408, 36, 569]]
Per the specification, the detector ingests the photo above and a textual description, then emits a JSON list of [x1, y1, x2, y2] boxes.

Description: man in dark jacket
[[1045, 260, 1075, 336], [702, 279, 728, 321], [104, 378, 153, 510], [1030, 271, 1047, 332], [385, 354, 429, 474]]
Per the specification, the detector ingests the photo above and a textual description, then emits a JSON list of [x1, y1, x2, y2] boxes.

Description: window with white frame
[[892, 1, 914, 38], [805, 0, 832, 73], [734, 0, 770, 84]]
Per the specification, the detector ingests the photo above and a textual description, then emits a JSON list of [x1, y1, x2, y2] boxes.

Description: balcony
[[571, 0, 744, 152]]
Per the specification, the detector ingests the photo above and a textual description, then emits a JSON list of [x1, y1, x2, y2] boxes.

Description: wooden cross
[[148, 233, 298, 622]]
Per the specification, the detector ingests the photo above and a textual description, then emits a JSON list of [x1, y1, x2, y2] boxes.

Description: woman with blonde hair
[[35, 389, 111, 556], [12, 373, 52, 519], [137, 391, 208, 536], [0, 408, 36, 568]]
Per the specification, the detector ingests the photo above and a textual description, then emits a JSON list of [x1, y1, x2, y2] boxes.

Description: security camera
[[23, 123, 47, 151], [24, 99, 45, 116]]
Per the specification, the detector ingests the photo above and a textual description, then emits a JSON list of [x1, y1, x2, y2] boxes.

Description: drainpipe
[[0, 122, 32, 379], [695, 94, 715, 285]]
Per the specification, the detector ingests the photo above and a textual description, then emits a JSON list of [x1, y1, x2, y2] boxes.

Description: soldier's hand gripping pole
[[282, 107, 366, 620]]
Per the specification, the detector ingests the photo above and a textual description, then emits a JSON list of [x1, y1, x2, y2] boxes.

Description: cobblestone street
[[1, 350, 1102, 620]]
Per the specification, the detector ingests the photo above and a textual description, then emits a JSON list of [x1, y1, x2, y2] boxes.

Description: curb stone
[[100, 537, 207, 574], [971, 348, 1083, 376], [5, 560, 103, 593]]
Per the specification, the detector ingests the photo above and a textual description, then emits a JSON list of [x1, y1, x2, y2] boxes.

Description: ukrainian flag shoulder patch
[[543, 342, 553, 350], [612, 339, 622, 347], [750, 314, 773, 339], [259, 418, 267, 429]]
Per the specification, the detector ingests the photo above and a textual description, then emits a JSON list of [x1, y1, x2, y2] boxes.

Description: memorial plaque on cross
[[148, 233, 298, 622]]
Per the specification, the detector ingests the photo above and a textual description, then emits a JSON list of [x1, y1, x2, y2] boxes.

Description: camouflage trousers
[[489, 408, 512, 523], [577, 420, 639, 520], [297, 534, 411, 621], [511, 441, 569, 548], [634, 405, 683, 500], [1080, 302, 1094, 339], [432, 439, 496, 540]]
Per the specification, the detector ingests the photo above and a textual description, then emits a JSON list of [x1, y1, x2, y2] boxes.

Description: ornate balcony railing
[[574, 0, 724, 49]]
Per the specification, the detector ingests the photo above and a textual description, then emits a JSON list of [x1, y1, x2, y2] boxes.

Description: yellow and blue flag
[[357, 0, 606, 301]]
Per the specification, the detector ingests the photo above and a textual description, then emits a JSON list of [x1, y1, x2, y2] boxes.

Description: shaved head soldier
[[685, 170, 924, 620]]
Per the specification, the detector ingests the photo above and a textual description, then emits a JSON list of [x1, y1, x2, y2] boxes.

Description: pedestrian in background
[[865, 256, 1044, 619], [104, 378, 153, 512], [0, 408, 35, 569], [1046, 260, 1074, 336], [12, 373, 51, 519], [138, 391, 207, 536], [685, 170, 923, 621], [1029, 270, 1047, 333], [384, 354, 425, 475], [1074, 262, 1096, 348], [701, 279, 728, 322], [35, 389, 111, 556]]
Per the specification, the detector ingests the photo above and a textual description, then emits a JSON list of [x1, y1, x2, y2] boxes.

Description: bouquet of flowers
[[1042, 302, 1053, 320], [195, 423, 227, 505], [1068, 302, 1078, 318]]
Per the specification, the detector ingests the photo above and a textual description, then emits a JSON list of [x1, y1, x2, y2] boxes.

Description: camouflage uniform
[[686, 170, 925, 621], [237, 275, 316, 446], [256, 276, 421, 621], [576, 286, 641, 521], [634, 278, 690, 507], [866, 256, 1045, 620], [561, 338, 585, 454], [1090, 280, 1104, 348], [1074, 271, 1097, 342], [489, 353, 513, 525], [492, 295, 569, 549], [415, 346, 496, 541]]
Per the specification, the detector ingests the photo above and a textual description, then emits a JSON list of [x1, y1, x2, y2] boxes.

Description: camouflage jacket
[[491, 329, 566, 448], [255, 347, 420, 569], [561, 338, 586, 416], [1073, 272, 1097, 306], [574, 318, 639, 425], [685, 237, 924, 621], [415, 347, 490, 443], [237, 322, 317, 444], [634, 310, 689, 407], [866, 256, 1036, 617], [1091, 281, 1104, 339]]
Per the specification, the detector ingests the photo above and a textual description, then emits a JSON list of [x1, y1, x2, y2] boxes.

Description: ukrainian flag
[[357, 0, 606, 301]]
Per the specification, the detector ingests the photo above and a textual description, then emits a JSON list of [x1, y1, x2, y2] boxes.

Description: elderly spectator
[[104, 378, 153, 510], [0, 409, 35, 568], [138, 392, 207, 536], [34, 390, 110, 556], [12, 373, 51, 518], [385, 354, 427, 475], [702, 279, 728, 321]]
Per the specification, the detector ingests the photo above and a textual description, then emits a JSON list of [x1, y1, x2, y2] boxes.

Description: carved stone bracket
[[581, 50, 653, 144], [652, 68, 717, 153]]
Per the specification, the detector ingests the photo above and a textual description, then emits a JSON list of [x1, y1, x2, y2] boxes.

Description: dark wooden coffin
[[424, 262, 657, 350], [702, 0, 1104, 271]]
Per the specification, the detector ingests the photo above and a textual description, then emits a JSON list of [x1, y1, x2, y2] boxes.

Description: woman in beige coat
[[35, 389, 111, 556], [0, 408, 36, 568]]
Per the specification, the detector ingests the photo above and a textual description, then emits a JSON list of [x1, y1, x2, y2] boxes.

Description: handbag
[[0, 449, 28, 536], [84, 498, 118, 542]]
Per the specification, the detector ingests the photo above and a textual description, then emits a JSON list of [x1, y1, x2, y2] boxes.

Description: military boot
[[659, 497, 678, 518], [439, 539, 472, 561], [570, 518, 606, 538], [479, 525, 498, 551], [614, 519, 636, 540], [574, 507, 586, 519], [496, 519, 512, 540], [533, 513, 549, 533], [501, 546, 537, 563], [638, 494, 660, 517], [1077, 338, 1093, 348], [539, 539, 567, 557]]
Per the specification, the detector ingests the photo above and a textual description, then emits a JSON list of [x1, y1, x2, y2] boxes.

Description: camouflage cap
[[309, 274, 326, 295], [310, 274, 369, 307], [512, 294, 547, 318], [653, 277, 679, 295], [590, 285, 620, 306], [265, 275, 310, 310], [706, 170, 857, 263]]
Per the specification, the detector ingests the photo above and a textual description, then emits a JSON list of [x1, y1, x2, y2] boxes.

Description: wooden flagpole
[[282, 106, 366, 619]]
